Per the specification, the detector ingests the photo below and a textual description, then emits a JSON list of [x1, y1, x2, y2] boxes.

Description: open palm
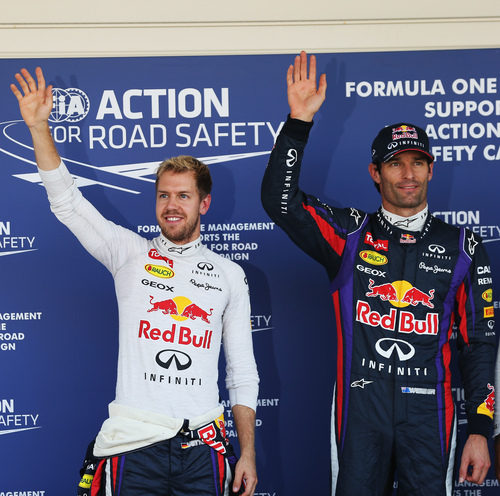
[[10, 67, 53, 128]]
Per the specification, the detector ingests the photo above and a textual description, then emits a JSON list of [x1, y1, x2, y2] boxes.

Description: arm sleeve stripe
[[303, 203, 346, 256]]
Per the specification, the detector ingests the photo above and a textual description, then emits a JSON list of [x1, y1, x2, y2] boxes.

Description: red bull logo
[[197, 420, 227, 454], [365, 279, 435, 309], [366, 279, 397, 301], [356, 300, 439, 335], [148, 296, 178, 315], [147, 295, 213, 324], [145, 264, 174, 279], [392, 125, 416, 134], [359, 250, 388, 266], [364, 232, 388, 252], [148, 249, 174, 268], [400, 233, 416, 244], [400, 287, 435, 309], [477, 383, 495, 419], [138, 319, 213, 349], [392, 125, 418, 140], [181, 303, 213, 323]]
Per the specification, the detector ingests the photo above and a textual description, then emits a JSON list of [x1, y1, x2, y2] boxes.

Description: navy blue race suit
[[261, 117, 496, 495]]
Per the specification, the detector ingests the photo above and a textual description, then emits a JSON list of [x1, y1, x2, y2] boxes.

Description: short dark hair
[[156, 156, 212, 198]]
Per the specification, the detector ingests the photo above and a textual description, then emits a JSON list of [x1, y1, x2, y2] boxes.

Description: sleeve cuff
[[281, 115, 314, 142], [228, 383, 259, 413], [467, 413, 492, 438]]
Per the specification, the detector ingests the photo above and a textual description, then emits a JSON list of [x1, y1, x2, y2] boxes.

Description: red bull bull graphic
[[365, 279, 435, 309], [181, 303, 213, 323], [148, 249, 174, 268], [148, 296, 178, 315], [400, 287, 435, 309], [138, 320, 213, 349], [356, 300, 439, 335], [477, 383, 495, 418], [366, 279, 397, 301], [359, 250, 388, 266], [147, 295, 214, 325], [364, 232, 388, 252]]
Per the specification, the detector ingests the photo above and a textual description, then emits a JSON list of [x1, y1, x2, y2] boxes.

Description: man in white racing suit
[[11, 67, 259, 496]]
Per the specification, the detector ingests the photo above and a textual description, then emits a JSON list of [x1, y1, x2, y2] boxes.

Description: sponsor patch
[[482, 289, 493, 302], [400, 233, 416, 244], [79, 474, 94, 489], [401, 387, 435, 395], [364, 232, 388, 251], [484, 306, 494, 318], [145, 264, 174, 279], [359, 250, 388, 266], [477, 383, 495, 419]]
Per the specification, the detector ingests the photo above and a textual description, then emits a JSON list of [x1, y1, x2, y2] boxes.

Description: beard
[[160, 216, 199, 244]]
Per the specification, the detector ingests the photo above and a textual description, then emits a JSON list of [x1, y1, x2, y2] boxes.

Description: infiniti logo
[[387, 142, 398, 149], [197, 262, 214, 271], [286, 148, 297, 167], [375, 338, 415, 361], [428, 244, 445, 254], [155, 349, 192, 370]]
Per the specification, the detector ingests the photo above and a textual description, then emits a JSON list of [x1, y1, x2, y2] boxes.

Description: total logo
[[364, 232, 388, 252], [50, 87, 90, 123], [359, 250, 388, 266], [148, 296, 213, 323], [365, 279, 435, 308], [148, 249, 174, 268]]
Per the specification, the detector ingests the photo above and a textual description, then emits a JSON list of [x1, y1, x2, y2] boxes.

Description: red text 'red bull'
[[356, 300, 439, 335]]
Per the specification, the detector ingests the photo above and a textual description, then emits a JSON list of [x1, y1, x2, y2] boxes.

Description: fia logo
[[50, 88, 90, 123]]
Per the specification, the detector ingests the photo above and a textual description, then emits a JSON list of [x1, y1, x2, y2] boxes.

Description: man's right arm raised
[[10, 67, 60, 171], [10, 67, 145, 274], [261, 52, 352, 276]]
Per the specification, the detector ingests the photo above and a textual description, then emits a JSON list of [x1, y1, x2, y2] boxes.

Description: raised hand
[[287, 51, 327, 122], [10, 67, 53, 129]]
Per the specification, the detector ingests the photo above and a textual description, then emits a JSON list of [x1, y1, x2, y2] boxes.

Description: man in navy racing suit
[[261, 51, 496, 495]]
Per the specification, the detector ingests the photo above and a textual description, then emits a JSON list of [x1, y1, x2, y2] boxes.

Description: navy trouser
[[78, 435, 237, 496], [331, 379, 457, 496]]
